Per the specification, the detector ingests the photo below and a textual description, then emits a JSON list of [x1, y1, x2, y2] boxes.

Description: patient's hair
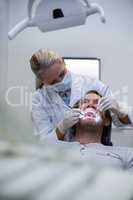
[[30, 48, 64, 89], [72, 90, 112, 146]]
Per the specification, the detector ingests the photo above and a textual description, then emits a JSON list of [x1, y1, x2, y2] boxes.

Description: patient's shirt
[[59, 142, 133, 171]]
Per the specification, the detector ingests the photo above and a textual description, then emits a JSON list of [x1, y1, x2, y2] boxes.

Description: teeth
[[81, 108, 97, 120], [79, 108, 102, 124], [84, 108, 96, 115], [84, 116, 95, 119], [80, 108, 100, 120]]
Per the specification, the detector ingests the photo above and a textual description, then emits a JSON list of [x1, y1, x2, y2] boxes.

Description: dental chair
[[102, 123, 113, 146], [0, 141, 133, 200]]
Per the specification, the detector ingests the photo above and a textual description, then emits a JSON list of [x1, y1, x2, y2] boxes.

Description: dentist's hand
[[97, 97, 128, 119], [57, 109, 81, 133]]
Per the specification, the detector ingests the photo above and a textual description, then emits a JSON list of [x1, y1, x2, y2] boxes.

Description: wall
[[0, 0, 8, 140], [1, 0, 133, 145]]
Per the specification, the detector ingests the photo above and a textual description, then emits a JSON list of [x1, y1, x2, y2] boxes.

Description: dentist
[[30, 48, 132, 142]]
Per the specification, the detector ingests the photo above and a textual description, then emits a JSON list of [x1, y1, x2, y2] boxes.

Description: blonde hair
[[30, 48, 64, 85]]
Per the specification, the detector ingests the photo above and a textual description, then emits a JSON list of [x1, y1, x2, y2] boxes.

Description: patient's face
[[78, 92, 103, 127], [79, 92, 100, 111]]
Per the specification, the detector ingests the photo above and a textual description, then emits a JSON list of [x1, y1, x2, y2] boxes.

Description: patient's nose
[[88, 100, 94, 107], [88, 100, 97, 109]]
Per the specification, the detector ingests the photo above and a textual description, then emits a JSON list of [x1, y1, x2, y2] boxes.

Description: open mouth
[[82, 108, 96, 120]]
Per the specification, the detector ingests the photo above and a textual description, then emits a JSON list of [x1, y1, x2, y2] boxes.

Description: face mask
[[45, 71, 72, 92]]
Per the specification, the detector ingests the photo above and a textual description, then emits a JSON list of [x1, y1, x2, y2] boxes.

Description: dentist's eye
[[59, 70, 65, 79], [50, 80, 57, 85]]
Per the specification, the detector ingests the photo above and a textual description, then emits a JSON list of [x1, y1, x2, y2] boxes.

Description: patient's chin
[[79, 116, 103, 127], [79, 118, 97, 126]]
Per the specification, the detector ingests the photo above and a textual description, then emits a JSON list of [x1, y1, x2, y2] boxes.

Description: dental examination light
[[8, 0, 106, 40]]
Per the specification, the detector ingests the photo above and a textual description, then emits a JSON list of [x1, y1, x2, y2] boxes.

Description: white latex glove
[[57, 108, 81, 133], [97, 97, 128, 118]]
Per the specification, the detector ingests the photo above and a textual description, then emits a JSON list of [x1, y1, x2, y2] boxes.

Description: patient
[[58, 90, 133, 171], [72, 90, 112, 144]]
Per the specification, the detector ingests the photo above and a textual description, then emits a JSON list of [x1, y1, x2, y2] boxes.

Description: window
[[64, 57, 101, 80]]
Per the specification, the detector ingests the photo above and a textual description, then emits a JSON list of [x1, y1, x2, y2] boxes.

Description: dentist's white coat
[[31, 73, 133, 142]]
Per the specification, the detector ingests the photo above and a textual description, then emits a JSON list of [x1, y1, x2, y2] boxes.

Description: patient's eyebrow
[[80, 98, 99, 104]]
